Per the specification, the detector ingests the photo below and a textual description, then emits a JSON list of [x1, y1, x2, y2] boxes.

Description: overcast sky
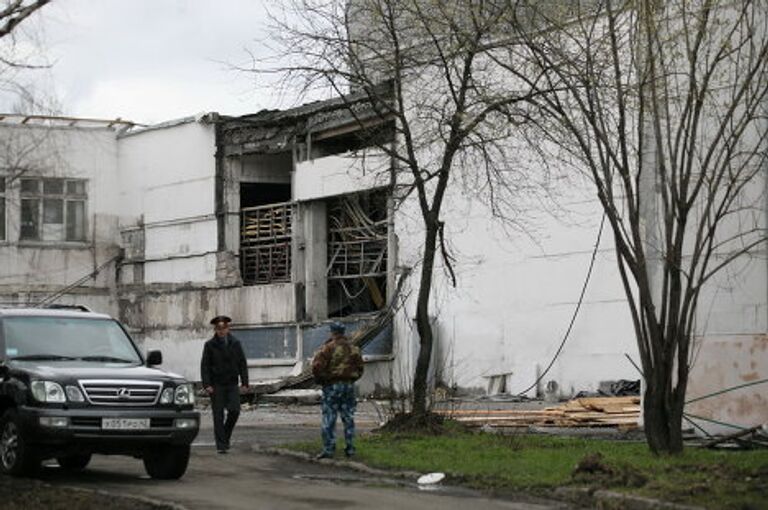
[[28, 0, 284, 124]]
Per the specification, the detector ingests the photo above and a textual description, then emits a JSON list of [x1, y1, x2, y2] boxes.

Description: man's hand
[[204, 386, 214, 395], [240, 384, 251, 394]]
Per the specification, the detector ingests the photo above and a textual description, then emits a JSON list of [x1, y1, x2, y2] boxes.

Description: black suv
[[0, 307, 199, 479]]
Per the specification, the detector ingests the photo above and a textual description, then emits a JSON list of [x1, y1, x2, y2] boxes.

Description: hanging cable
[[36, 254, 121, 307], [515, 212, 607, 396]]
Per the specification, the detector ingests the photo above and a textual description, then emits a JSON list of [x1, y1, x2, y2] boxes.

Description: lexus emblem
[[117, 388, 131, 400]]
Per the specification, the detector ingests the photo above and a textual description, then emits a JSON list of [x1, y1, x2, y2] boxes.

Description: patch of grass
[[283, 431, 768, 509]]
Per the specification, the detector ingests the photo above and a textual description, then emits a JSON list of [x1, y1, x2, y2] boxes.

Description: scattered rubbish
[[574, 379, 640, 398], [476, 393, 530, 402], [544, 380, 559, 403], [703, 424, 768, 450], [417, 472, 446, 485], [480, 423, 496, 434]]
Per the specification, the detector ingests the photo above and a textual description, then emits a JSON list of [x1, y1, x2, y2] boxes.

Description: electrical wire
[[515, 212, 607, 396], [685, 378, 768, 405], [35, 254, 121, 306]]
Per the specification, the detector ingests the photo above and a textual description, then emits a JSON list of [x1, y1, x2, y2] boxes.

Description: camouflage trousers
[[320, 382, 357, 455]]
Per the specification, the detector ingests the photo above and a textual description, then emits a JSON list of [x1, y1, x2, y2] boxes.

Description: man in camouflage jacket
[[311, 321, 364, 459]]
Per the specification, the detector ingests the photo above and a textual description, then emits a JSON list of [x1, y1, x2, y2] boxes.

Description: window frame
[[19, 177, 88, 243]]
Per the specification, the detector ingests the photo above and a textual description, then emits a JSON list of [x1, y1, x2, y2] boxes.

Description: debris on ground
[[701, 423, 768, 450], [376, 411, 455, 434], [0, 475, 167, 510], [572, 452, 648, 488], [259, 389, 322, 405], [574, 379, 640, 398], [435, 396, 640, 430]]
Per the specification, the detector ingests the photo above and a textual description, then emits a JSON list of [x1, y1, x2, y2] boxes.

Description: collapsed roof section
[[218, 81, 394, 156]]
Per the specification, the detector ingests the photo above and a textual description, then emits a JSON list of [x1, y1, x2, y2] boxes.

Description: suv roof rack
[[39, 304, 93, 312]]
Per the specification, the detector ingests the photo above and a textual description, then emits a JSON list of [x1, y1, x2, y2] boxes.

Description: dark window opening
[[240, 182, 291, 209], [327, 190, 388, 318], [312, 121, 394, 159]]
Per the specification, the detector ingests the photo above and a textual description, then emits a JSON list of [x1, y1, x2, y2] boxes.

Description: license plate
[[102, 418, 150, 430]]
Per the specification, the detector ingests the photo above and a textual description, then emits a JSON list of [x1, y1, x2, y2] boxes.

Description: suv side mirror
[[146, 350, 163, 366]]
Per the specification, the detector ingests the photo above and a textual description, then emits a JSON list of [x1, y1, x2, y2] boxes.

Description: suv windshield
[[3, 317, 141, 364]]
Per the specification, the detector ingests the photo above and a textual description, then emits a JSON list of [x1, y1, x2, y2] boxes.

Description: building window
[[20, 177, 87, 242], [0, 176, 5, 241], [240, 202, 292, 285]]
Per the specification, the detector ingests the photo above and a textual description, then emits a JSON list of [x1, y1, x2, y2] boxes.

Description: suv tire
[[0, 409, 40, 476], [57, 453, 92, 471], [143, 444, 190, 479]]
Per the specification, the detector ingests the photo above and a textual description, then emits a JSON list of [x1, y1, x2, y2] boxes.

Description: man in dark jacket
[[311, 321, 364, 459], [200, 315, 249, 453]]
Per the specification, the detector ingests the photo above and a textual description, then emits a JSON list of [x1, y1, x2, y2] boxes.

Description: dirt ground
[[0, 475, 173, 510]]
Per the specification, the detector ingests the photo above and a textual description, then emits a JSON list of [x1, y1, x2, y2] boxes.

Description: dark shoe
[[345, 451, 355, 459], [315, 452, 333, 460], [217, 449, 228, 454]]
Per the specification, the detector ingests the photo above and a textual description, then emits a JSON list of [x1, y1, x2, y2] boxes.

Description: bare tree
[[261, 0, 551, 420], [500, 0, 768, 453], [0, 0, 49, 40], [1, 0, 53, 111]]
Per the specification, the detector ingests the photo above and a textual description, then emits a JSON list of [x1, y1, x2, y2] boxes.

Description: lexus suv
[[0, 306, 199, 479]]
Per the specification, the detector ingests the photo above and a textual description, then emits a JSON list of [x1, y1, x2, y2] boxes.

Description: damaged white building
[[0, 104, 635, 395], [0, 69, 765, 436]]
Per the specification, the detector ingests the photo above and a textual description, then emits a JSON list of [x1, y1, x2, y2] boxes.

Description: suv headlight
[[174, 383, 195, 405], [31, 381, 66, 403], [160, 387, 174, 404]]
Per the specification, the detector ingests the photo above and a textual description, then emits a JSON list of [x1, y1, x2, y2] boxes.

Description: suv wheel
[[0, 409, 40, 476], [143, 444, 190, 480], [57, 453, 92, 471]]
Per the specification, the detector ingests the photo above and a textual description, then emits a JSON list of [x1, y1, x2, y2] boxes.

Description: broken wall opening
[[327, 189, 388, 317], [309, 121, 395, 159], [238, 153, 293, 286]]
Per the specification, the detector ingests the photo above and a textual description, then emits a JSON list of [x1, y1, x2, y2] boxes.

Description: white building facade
[[0, 107, 638, 400]]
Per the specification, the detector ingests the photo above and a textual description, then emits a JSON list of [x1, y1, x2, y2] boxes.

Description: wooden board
[[438, 396, 640, 429]]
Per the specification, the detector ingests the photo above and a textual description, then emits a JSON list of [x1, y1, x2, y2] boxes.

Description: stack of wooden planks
[[436, 396, 641, 430]]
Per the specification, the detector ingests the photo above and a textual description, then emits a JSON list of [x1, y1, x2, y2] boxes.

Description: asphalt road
[[28, 406, 573, 510]]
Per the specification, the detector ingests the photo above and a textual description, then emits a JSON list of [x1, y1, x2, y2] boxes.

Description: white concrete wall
[[128, 284, 296, 381], [390, 172, 637, 397], [680, 131, 768, 434], [0, 123, 121, 307], [117, 119, 218, 284], [293, 150, 390, 201]]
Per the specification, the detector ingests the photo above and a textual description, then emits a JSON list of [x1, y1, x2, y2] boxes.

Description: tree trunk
[[642, 335, 687, 454], [412, 221, 440, 418]]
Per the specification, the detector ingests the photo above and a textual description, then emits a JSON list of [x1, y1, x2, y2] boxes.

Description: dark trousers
[[211, 384, 240, 450]]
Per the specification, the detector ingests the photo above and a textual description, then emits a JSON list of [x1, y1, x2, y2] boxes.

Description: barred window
[[20, 177, 87, 242], [240, 202, 292, 285]]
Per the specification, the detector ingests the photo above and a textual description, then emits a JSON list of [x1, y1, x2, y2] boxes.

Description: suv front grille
[[79, 380, 163, 406]]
